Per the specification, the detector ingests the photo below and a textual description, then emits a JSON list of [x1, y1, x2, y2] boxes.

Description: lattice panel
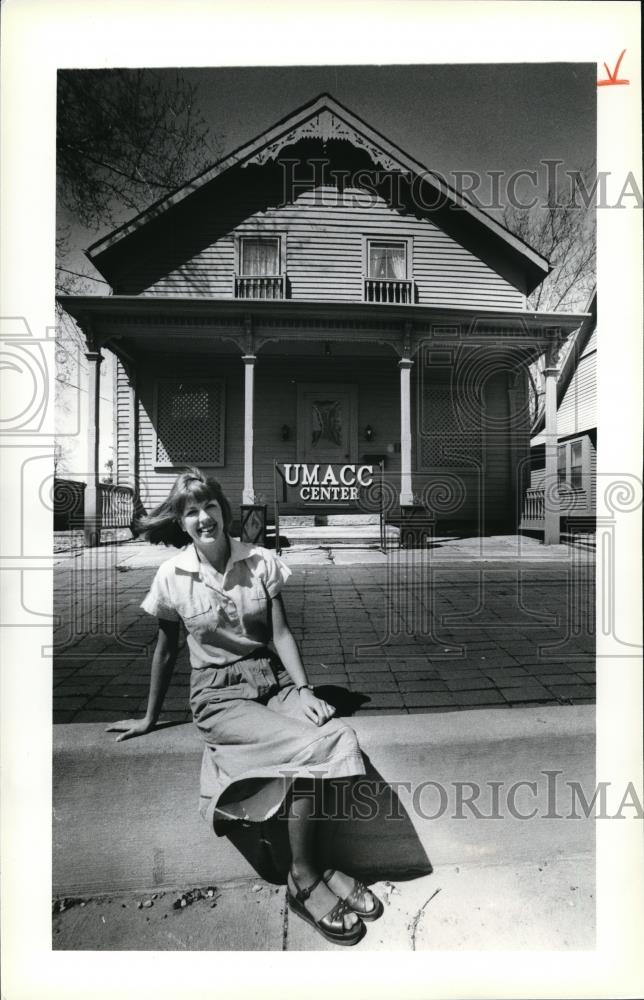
[[156, 380, 225, 466], [418, 386, 482, 468]]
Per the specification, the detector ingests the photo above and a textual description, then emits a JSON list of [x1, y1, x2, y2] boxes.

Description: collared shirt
[[140, 538, 292, 668]]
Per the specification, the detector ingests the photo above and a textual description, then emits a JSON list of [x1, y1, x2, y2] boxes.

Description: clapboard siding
[[115, 358, 131, 485], [558, 346, 596, 437], [140, 187, 525, 309], [583, 329, 596, 356], [589, 432, 597, 508]]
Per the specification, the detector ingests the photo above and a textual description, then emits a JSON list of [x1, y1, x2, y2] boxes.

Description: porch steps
[[269, 514, 397, 547], [277, 513, 380, 527]]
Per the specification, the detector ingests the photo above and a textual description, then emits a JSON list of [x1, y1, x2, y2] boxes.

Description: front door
[[297, 384, 358, 464]]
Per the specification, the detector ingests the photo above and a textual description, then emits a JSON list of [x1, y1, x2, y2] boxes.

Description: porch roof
[[58, 293, 588, 353]]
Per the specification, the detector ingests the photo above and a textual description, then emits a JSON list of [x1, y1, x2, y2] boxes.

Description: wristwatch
[[297, 683, 314, 693]]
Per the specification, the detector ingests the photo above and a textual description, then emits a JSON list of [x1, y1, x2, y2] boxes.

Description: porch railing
[[234, 275, 285, 300], [522, 487, 545, 522], [364, 279, 413, 304], [520, 485, 590, 525], [99, 483, 135, 529]]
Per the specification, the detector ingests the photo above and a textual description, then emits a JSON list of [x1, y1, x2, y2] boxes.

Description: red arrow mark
[[597, 49, 629, 86]]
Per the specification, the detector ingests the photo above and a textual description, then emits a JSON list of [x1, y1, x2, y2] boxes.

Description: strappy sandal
[[287, 871, 366, 946], [323, 869, 384, 921]]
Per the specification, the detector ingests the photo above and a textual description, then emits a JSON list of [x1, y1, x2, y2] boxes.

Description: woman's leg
[[287, 779, 359, 930]]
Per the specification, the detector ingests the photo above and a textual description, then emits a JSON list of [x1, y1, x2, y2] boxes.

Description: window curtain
[[369, 243, 406, 280], [241, 239, 278, 275]]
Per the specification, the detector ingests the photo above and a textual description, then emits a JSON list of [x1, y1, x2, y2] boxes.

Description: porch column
[[242, 354, 257, 504], [84, 347, 103, 547], [399, 357, 414, 506], [507, 367, 525, 528], [543, 338, 562, 545], [125, 363, 140, 535]]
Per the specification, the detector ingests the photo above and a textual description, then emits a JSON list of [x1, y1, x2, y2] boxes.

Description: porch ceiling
[[57, 294, 589, 363]]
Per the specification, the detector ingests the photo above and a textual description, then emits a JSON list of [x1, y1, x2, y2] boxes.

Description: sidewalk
[[53, 535, 595, 723], [53, 856, 594, 951]]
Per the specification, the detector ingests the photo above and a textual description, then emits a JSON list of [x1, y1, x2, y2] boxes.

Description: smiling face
[[180, 495, 226, 550]]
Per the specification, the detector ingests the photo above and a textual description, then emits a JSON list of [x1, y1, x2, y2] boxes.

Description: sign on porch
[[282, 463, 374, 501]]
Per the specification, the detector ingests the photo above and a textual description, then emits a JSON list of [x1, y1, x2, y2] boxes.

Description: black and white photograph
[[2, 2, 643, 998]]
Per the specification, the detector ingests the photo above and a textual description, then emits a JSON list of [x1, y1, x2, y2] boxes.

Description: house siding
[[558, 340, 596, 437], [136, 187, 525, 310], [116, 359, 129, 485]]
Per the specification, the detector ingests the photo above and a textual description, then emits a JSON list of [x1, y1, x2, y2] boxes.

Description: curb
[[54, 705, 595, 896]]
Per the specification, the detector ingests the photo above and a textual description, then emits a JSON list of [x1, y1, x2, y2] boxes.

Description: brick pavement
[[53, 553, 595, 723]]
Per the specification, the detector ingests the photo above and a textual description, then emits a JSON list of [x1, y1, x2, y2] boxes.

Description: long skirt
[[189, 650, 366, 833]]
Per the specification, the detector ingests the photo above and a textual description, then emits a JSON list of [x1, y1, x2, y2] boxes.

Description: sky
[[60, 62, 597, 285]]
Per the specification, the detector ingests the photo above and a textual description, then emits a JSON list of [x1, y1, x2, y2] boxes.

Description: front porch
[[57, 295, 587, 547]]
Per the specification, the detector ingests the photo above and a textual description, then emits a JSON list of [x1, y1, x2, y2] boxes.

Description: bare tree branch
[[503, 164, 596, 431], [56, 69, 218, 231]]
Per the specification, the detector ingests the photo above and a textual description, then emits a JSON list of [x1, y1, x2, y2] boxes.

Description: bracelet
[[297, 683, 314, 693]]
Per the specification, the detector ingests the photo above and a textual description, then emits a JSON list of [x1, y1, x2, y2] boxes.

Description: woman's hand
[[105, 717, 155, 742], [298, 688, 336, 726]]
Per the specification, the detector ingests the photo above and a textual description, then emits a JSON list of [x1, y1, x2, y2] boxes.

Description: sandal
[[323, 869, 384, 921], [287, 871, 366, 946]]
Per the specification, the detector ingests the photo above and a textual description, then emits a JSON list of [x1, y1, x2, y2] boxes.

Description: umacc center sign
[[282, 464, 375, 501]]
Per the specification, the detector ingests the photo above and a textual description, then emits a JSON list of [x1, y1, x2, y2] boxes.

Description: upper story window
[[368, 241, 407, 281], [235, 236, 285, 299], [365, 238, 413, 303], [240, 237, 281, 276]]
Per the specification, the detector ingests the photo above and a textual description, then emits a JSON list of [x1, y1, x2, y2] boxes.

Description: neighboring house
[[57, 93, 587, 546], [523, 291, 596, 534]]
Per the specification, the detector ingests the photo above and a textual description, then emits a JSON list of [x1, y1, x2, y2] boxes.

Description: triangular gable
[[87, 92, 550, 289]]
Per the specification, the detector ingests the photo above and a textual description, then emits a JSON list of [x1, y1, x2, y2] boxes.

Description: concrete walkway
[[53, 856, 594, 951], [53, 536, 595, 723]]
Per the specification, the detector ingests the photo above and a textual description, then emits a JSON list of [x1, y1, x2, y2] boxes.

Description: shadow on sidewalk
[[222, 753, 433, 888]]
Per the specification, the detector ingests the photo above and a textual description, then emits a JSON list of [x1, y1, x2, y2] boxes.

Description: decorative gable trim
[[244, 107, 400, 171]]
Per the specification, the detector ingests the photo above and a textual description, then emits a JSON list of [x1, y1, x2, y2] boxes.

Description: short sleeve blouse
[[140, 539, 292, 668]]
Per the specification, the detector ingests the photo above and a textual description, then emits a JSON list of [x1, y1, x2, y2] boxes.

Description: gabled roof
[[86, 92, 550, 291]]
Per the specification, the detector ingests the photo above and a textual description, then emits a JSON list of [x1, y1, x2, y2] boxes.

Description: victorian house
[[58, 94, 587, 547]]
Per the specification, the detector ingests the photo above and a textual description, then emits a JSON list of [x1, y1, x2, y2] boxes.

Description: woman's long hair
[[136, 468, 233, 547]]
